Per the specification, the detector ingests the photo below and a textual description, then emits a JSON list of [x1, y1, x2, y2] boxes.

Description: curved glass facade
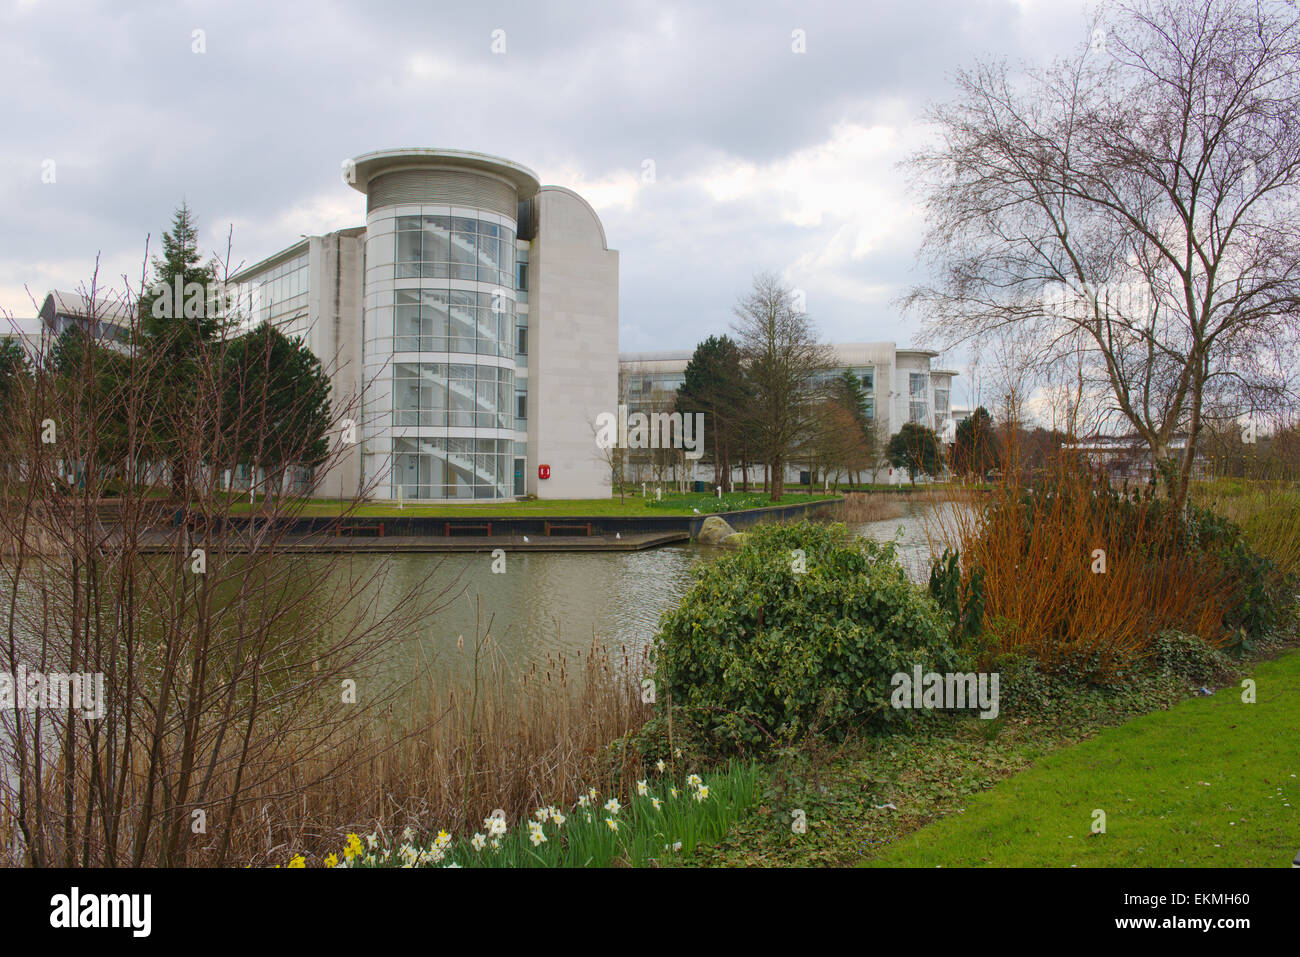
[[362, 203, 523, 500]]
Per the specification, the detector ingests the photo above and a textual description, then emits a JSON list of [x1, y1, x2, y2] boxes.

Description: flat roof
[[346, 148, 540, 199]]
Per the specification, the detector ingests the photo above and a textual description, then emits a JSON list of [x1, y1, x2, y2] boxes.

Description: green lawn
[[226, 491, 838, 518], [867, 649, 1300, 867]]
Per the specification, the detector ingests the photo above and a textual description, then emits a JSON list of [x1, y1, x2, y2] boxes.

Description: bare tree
[[0, 253, 456, 866], [907, 0, 1300, 512], [731, 273, 832, 501]]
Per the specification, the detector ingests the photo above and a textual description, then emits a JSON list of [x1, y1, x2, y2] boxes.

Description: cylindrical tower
[[348, 149, 539, 500]]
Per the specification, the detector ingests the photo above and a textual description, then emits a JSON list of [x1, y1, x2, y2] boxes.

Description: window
[[516, 261, 528, 291], [909, 372, 929, 424], [516, 391, 527, 422], [394, 213, 515, 288], [516, 325, 527, 356]]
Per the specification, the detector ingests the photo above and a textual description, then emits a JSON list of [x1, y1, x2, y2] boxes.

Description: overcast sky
[[1, 0, 1093, 405]]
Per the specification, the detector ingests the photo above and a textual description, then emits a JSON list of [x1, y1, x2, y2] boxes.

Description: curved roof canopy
[[346, 148, 540, 199]]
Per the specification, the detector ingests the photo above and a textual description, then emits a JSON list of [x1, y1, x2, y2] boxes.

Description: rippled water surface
[[368, 500, 955, 678]]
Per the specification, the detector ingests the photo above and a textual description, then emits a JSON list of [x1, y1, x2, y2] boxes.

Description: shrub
[[651, 521, 960, 751], [936, 464, 1291, 678], [1150, 630, 1236, 686]]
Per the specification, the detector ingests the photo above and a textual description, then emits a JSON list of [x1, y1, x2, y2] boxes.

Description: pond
[[368, 499, 951, 680]]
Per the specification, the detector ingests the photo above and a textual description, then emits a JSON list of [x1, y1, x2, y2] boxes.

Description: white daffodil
[[604, 798, 622, 815], [636, 780, 649, 796], [470, 833, 487, 852]]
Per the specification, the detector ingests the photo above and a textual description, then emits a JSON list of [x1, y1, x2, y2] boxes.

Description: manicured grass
[[228, 491, 838, 518], [867, 648, 1300, 867]]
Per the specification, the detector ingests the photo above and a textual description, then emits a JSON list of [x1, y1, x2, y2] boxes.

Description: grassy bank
[[685, 640, 1298, 867], [667, 470, 1300, 868], [868, 646, 1300, 867], [226, 491, 838, 518]]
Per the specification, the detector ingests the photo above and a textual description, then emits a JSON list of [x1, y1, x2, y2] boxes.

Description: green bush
[[1150, 630, 1236, 686], [651, 521, 960, 752], [1183, 505, 1290, 648]]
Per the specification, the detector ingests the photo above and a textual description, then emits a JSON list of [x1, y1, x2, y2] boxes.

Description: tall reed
[[929, 459, 1236, 677]]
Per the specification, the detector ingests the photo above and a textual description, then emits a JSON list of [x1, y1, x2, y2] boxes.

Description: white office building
[[228, 149, 619, 501], [619, 343, 959, 485]]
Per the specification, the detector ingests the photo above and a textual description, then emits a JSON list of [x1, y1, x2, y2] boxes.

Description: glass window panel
[[498, 379, 511, 428], [397, 228, 422, 264], [424, 216, 451, 263], [448, 292, 476, 352], [451, 228, 476, 264]]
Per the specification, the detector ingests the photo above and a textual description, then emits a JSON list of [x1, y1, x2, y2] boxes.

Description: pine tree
[[137, 203, 221, 498], [675, 334, 747, 491]]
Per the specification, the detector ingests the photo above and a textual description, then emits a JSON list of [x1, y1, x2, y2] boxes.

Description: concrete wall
[[527, 186, 619, 499], [309, 229, 365, 499]]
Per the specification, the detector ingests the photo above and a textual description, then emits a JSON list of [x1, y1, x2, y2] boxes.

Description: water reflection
[[371, 501, 951, 677]]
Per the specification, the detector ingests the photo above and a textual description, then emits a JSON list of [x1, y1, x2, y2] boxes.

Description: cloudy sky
[[1, 0, 1092, 406]]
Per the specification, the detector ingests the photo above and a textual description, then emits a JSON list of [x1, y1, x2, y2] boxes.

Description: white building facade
[[619, 342, 958, 485], [229, 149, 619, 501]]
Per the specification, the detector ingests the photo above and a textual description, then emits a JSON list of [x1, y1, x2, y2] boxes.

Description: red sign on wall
[[538, 464, 551, 480]]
